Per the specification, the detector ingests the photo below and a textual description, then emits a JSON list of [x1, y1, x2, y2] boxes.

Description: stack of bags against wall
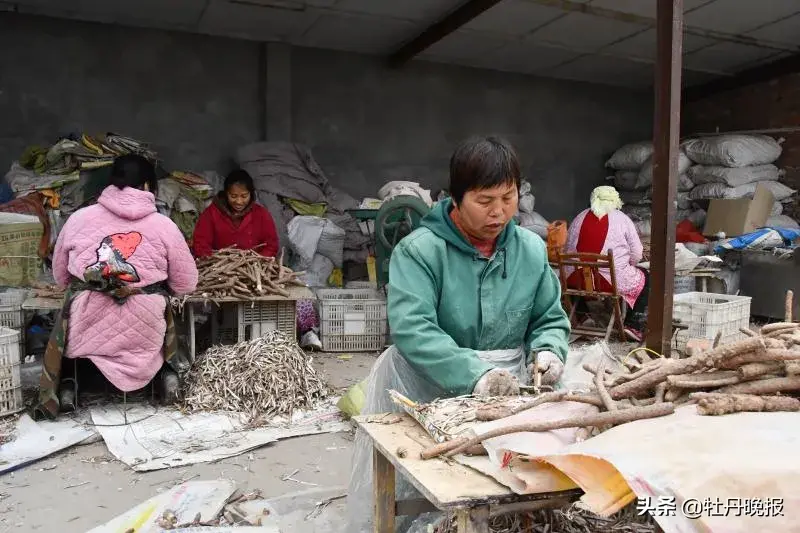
[[604, 141, 702, 241], [682, 134, 799, 230], [515, 179, 549, 238], [235, 142, 370, 271], [287, 215, 345, 287]]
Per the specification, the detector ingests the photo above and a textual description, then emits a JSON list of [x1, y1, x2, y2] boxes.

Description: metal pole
[[646, 0, 683, 356]]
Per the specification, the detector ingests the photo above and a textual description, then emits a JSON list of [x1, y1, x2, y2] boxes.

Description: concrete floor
[[0, 351, 378, 533]]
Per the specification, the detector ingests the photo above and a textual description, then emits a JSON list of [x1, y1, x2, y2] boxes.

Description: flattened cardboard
[[703, 183, 774, 238]]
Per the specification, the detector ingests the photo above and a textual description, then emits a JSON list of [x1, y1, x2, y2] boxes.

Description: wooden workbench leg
[[456, 506, 490, 533], [373, 447, 395, 533]]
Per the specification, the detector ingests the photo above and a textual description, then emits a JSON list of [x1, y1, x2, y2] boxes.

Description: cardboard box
[[702, 183, 774, 238], [0, 213, 43, 287]]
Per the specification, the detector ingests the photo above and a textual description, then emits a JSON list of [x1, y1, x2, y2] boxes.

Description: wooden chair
[[555, 251, 626, 342]]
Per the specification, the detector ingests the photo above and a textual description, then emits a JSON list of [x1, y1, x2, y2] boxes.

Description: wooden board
[[186, 285, 313, 303], [355, 414, 577, 510], [22, 296, 63, 311]]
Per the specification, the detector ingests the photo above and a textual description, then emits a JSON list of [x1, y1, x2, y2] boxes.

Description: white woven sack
[[682, 135, 783, 167], [613, 171, 641, 191], [689, 180, 797, 201], [687, 164, 782, 187], [605, 141, 653, 171], [765, 215, 800, 230], [771, 202, 783, 216], [619, 190, 651, 206], [638, 152, 692, 187]]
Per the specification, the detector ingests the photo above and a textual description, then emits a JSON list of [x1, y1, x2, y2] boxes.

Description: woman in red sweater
[[193, 170, 279, 259], [192, 170, 322, 349]]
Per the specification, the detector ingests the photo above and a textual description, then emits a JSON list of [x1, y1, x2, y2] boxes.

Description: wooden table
[[183, 285, 314, 360], [22, 296, 63, 311], [356, 414, 583, 533]]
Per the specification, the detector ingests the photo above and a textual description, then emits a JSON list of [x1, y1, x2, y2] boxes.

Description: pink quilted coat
[[52, 186, 198, 391], [566, 208, 645, 309]]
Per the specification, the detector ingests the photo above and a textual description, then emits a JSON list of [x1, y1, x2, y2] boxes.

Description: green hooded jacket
[[387, 198, 570, 396]]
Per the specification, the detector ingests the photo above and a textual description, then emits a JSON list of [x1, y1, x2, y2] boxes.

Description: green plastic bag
[[337, 379, 367, 418]]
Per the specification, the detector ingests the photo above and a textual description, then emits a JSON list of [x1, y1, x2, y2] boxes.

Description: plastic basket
[[317, 288, 387, 352], [237, 300, 296, 341], [345, 281, 377, 290], [0, 327, 23, 417], [0, 288, 28, 309], [673, 292, 752, 351]]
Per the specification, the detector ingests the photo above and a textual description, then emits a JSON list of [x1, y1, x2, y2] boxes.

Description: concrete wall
[[0, 14, 261, 174], [290, 48, 653, 219], [0, 13, 653, 220], [683, 77, 800, 221]]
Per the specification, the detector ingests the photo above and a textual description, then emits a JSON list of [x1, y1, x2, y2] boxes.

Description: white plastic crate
[[0, 306, 23, 330], [237, 300, 297, 340], [317, 288, 387, 352], [673, 292, 752, 351], [0, 288, 28, 308], [0, 327, 23, 417], [345, 281, 377, 290]]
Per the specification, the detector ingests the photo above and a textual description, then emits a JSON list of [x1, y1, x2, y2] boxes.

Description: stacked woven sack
[[682, 134, 798, 230], [604, 141, 703, 242]]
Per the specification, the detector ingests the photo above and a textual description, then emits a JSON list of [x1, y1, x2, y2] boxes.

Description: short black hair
[[224, 169, 255, 196], [448, 136, 521, 205], [109, 154, 158, 193]]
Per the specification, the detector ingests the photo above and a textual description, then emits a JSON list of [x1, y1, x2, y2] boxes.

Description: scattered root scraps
[[434, 502, 656, 533], [182, 331, 327, 421]]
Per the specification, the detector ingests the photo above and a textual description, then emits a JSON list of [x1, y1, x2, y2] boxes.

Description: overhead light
[[228, 0, 306, 11]]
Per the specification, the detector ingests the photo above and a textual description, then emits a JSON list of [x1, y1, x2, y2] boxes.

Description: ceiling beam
[[683, 52, 800, 102], [388, 0, 506, 67], [521, 0, 800, 54]]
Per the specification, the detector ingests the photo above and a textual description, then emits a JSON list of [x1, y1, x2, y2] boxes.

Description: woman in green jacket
[[347, 136, 571, 532]]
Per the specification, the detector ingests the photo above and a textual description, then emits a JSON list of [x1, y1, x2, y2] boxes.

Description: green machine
[[348, 196, 431, 288]]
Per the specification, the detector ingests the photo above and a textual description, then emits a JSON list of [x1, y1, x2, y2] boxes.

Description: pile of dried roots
[[436, 502, 655, 533], [182, 331, 327, 420], [422, 291, 799, 460], [193, 248, 304, 301]]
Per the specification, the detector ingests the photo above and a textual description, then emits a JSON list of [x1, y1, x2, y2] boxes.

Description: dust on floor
[[1, 351, 378, 533]]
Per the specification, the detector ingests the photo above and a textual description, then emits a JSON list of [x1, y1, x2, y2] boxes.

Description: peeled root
[[738, 362, 785, 380], [609, 337, 767, 400], [761, 322, 799, 336], [787, 290, 794, 322], [666, 370, 741, 389], [786, 361, 800, 376], [691, 392, 800, 416], [717, 376, 800, 395], [422, 403, 676, 460], [475, 391, 604, 422], [594, 360, 618, 411]]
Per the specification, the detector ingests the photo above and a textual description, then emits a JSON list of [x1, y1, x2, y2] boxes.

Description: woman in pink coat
[[565, 186, 648, 341], [34, 155, 198, 419]]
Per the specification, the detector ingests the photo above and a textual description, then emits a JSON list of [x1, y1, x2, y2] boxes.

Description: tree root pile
[[422, 291, 800, 460], [193, 248, 305, 301], [182, 331, 327, 421], [434, 503, 655, 533]]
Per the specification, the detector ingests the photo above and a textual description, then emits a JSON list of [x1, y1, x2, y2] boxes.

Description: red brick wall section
[[682, 73, 800, 221]]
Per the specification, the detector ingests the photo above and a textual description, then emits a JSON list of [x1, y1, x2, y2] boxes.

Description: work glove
[[528, 351, 564, 386], [472, 369, 520, 397]]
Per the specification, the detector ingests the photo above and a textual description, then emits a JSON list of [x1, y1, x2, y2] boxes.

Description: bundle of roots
[[422, 291, 799, 460], [193, 248, 305, 301]]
